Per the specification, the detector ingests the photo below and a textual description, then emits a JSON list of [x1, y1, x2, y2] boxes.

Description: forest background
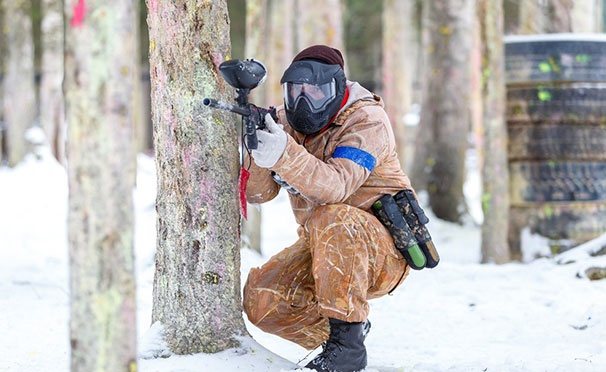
[[1, 0, 606, 371]]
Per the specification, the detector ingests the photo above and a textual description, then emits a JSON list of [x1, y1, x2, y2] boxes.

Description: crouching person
[[242, 45, 414, 372]]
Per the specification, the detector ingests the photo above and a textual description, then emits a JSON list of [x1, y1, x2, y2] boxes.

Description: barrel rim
[[505, 33, 606, 44]]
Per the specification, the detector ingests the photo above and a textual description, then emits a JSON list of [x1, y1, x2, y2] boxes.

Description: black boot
[[305, 318, 368, 372]]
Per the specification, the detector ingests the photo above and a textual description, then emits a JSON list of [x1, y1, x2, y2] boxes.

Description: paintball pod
[[203, 59, 277, 150], [372, 190, 440, 270]]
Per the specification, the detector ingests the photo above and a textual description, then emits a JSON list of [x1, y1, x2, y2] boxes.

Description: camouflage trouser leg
[[243, 204, 409, 350]]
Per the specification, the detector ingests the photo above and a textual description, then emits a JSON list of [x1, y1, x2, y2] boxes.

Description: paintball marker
[[203, 59, 277, 150]]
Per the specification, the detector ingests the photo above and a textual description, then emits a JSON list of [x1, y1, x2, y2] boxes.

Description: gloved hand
[[251, 113, 287, 168]]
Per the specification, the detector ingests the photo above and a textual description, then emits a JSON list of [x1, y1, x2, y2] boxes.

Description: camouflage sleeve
[[269, 107, 391, 205]]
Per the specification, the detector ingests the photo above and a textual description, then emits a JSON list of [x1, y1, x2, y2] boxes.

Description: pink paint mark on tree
[[211, 52, 225, 70], [181, 145, 197, 169], [215, 263, 226, 275], [149, 0, 158, 12], [70, 0, 86, 28]]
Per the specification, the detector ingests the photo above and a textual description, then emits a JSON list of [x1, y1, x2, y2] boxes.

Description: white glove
[[251, 113, 287, 168]]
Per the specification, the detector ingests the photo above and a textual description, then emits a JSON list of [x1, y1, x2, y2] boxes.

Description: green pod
[[395, 190, 440, 269], [372, 194, 427, 270], [402, 244, 427, 270]]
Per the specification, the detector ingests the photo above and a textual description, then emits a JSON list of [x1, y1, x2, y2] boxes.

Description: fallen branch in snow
[[555, 232, 606, 264], [555, 232, 606, 280]]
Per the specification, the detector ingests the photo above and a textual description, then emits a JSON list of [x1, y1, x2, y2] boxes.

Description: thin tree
[[1, 0, 35, 167], [546, 0, 602, 32], [478, 0, 510, 264], [417, 0, 474, 223], [136, 0, 153, 153], [516, 0, 602, 34], [295, 0, 345, 52], [40, 0, 65, 164], [267, 0, 294, 103], [0, 0, 4, 163], [64, 0, 139, 371], [241, 0, 295, 253], [382, 0, 418, 171], [518, 0, 546, 34], [242, 0, 269, 253], [146, 0, 248, 353]]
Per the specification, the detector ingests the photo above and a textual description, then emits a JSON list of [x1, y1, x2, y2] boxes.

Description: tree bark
[[137, 3, 152, 153], [40, 0, 65, 165], [241, 0, 295, 253], [64, 0, 139, 371], [478, 0, 510, 264], [0, 0, 4, 163], [242, 0, 269, 253], [267, 0, 294, 103], [382, 0, 417, 172], [420, 0, 474, 223], [518, 0, 546, 34], [295, 0, 345, 52], [2, 0, 35, 167], [546, 0, 602, 32], [147, 0, 248, 354]]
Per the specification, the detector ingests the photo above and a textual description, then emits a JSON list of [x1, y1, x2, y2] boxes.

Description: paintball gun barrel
[[203, 59, 276, 150]]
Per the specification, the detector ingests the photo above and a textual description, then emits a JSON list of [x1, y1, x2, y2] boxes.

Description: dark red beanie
[[292, 45, 344, 69]]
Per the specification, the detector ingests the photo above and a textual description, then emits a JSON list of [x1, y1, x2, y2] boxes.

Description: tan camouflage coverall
[[243, 81, 413, 350]]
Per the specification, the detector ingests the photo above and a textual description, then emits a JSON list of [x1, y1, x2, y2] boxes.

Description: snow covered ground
[[1, 146, 605, 372]]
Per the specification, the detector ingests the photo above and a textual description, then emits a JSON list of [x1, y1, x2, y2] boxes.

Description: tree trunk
[[267, 0, 294, 103], [2, 0, 35, 167], [0, 0, 4, 163], [147, 0, 248, 354], [420, 0, 474, 223], [478, 0, 510, 264], [568, 0, 602, 32], [241, 0, 295, 254], [242, 0, 269, 254], [518, 0, 546, 34], [546, 0, 574, 32], [40, 0, 65, 165], [546, 0, 602, 32], [295, 0, 345, 52], [64, 0, 139, 371], [137, 3, 152, 153], [382, 0, 417, 172], [411, 1, 435, 191]]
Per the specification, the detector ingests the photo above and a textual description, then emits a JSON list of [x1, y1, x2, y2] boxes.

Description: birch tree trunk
[[40, 0, 65, 165], [64, 0, 139, 371], [2, 0, 35, 167], [478, 0, 510, 264], [147, 0, 248, 354], [419, 0, 474, 223]]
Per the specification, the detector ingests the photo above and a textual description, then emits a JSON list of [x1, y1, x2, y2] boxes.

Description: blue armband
[[332, 146, 376, 171]]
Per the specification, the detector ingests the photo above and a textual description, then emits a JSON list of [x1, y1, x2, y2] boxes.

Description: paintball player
[[242, 45, 415, 372]]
